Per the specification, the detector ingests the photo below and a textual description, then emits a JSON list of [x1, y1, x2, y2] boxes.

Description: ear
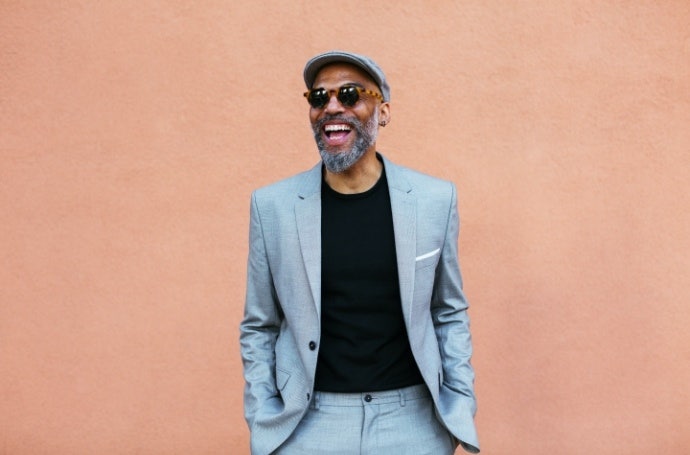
[[378, 102, 391, 127]]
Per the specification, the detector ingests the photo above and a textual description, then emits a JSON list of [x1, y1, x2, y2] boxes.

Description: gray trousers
[[273, 384, 456, 455]]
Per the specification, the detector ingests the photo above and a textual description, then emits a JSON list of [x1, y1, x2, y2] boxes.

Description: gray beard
[[312, 111, 379, 173]]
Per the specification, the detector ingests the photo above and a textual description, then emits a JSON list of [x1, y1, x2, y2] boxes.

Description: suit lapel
[[294, 157, 416, 323], [295, 163, 323, 319], [383, 157, 416, 325]]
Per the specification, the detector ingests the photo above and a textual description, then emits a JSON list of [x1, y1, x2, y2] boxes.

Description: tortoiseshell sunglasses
[[304, 85, 383, 109]]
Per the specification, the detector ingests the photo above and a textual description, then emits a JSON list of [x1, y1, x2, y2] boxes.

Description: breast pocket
[[415, 247, 441, 270]]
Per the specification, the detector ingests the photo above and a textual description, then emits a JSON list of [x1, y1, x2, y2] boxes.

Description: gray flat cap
[[303, 50, 390, 102]]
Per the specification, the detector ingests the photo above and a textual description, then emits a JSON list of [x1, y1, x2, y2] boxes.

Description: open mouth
[[323, 123, 353, 146]]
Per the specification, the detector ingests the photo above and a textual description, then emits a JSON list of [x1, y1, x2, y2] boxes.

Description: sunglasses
[[303, 85, 383, 109]]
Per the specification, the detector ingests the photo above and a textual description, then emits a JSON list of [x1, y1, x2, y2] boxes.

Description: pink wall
[[2, 1, 689, 453]]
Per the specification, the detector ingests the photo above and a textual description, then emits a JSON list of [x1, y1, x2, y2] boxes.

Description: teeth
[[324, 124, 351, 132]]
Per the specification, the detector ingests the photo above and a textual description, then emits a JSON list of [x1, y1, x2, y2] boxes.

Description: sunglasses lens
[[308, 89, 329, 108], [306, 86, 363, 108], [338, 86, 359, 107]]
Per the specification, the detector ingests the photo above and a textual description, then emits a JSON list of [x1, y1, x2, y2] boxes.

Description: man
[[240, 50, 479, 454]]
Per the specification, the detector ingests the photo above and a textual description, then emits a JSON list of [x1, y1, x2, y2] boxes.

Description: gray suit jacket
[[240, 155, 479, 454]]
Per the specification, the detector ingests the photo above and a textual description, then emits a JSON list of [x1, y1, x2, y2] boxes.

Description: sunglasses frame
[[303, 85, 384, 109]]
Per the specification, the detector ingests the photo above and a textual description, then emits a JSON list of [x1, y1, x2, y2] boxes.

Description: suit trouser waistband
[[276, 383, 453, 454], [311, 384, 429, 409]]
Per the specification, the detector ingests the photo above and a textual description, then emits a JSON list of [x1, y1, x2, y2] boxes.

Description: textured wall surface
[[1, 1, 689, 454]]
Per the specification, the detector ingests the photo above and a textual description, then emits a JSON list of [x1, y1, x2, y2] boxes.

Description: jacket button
[[308, 341, 317, 351]]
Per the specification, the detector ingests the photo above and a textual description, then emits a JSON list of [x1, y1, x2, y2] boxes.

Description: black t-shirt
[[315, 164, 424, 392]]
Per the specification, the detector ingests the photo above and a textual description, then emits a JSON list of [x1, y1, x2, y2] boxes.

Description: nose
[[323, 92, 345, 114]]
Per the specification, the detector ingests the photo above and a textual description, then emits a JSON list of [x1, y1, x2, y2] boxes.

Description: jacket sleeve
[[239, 191, 282, 429], [430, 183, 480, 453]]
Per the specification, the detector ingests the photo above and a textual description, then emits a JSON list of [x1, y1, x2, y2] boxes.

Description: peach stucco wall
[[2, 1, 689, 454]]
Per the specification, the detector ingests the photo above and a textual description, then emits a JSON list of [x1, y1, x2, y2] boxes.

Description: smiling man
[[240, 50, 479, 454]]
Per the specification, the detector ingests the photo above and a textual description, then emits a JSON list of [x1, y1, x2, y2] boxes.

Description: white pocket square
[[415, 248, 440, 261]]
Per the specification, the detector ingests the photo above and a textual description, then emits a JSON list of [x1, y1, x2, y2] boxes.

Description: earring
[[379, 121, 387, 127]]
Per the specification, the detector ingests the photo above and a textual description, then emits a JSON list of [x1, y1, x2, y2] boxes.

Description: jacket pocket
[[415, 248, 441, 270], [276, 367, 291, 391]]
